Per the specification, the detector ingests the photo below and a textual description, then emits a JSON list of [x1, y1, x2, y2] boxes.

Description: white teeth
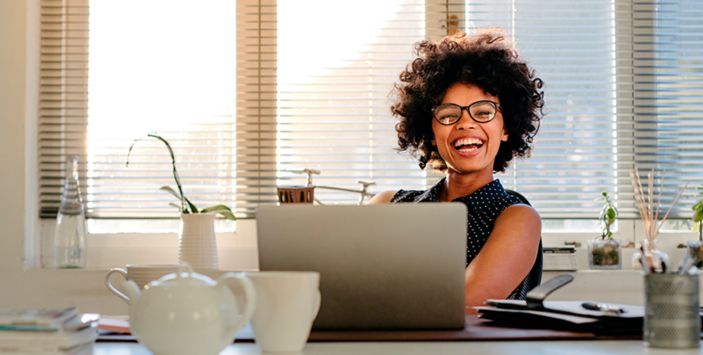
[[453, 138, 484, 148]]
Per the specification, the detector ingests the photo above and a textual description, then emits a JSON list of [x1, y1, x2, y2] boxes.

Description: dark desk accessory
[[477, 274, 647, 335], [526, 274, 574, 310]]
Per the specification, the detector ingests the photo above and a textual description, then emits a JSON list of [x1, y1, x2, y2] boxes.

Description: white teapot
[[122, 262, 256, 355]]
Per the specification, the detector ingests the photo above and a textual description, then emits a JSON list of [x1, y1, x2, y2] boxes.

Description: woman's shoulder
[[366, 188, 431, 204], [494, 204, 542, 243], [366, 190, 399, 204], [498, 190, 541, 224], [501, 203, 540, 221]]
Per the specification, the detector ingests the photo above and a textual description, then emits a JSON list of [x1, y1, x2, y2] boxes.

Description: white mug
[[105, 264, 180, 304], [244, 271, 321, 354]]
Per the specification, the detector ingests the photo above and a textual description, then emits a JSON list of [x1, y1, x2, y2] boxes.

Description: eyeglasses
[[431, 101, 501, 125]]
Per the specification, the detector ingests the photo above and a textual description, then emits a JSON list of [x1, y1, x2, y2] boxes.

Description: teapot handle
[[217, 273, 256, 341]]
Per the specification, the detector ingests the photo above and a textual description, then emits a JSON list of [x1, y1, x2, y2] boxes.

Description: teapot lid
[[148, 262, 216, 288]]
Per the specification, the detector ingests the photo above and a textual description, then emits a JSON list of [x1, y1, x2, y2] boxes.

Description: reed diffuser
[[630, 168, 689, 273]]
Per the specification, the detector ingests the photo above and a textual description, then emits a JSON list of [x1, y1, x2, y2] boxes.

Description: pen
[[582, 301, 626, 314], [679, 253, 699, 275]]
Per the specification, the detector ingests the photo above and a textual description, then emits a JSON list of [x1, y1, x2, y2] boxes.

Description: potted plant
[[127, 133, 236, 270], [588, 191, 622, 270]]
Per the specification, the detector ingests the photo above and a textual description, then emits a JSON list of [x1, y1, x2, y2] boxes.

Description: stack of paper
[[542, 246, 579, 271], [0, 308, 99, 355]]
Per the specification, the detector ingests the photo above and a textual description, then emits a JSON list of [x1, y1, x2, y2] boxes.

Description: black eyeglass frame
[[431, 100, 501, 125]]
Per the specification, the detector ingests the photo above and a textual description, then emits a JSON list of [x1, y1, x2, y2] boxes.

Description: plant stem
[[146, 134, 188, 213], [126, 133, 190, 213]]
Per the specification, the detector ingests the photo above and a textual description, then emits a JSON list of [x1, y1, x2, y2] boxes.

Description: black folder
[[475, 274, 645, 334]]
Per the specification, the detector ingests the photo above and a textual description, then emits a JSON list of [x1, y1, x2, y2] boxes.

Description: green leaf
[[183, 197, 198, 214], [201, 205, 236, 220], [159, 186, 198, 213], [160, 186, 181, 200], [694, 223, 700, 233], [216, 211, 236, 220], [168, 202, 183, 212], [201, 204, 233, 213], [607, 208, 616, 219], [693, 200, 703, 211], [694, 209, 703, 223]]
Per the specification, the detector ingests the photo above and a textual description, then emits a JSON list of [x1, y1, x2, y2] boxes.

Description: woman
[[368, 29, 545, 313]]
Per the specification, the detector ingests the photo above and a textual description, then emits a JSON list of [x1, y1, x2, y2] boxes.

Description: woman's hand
[[463, 204, 542, 314]]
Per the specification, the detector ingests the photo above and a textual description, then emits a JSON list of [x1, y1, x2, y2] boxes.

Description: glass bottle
[[54, 156, 87, 269]]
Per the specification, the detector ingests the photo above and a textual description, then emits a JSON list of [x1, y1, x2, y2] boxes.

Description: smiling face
[[431, 83, 508, 179]]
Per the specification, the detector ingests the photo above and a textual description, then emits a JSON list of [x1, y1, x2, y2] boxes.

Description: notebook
[[256, 203, 468, 330]]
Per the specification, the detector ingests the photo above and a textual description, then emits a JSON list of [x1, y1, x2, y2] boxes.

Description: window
[[276, 0, 431, 203], [458, 0, 703, 236], [39, 0, 703, 237]]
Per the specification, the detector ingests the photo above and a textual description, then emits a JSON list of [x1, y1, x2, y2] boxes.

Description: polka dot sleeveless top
[[390, 178, 534, 300]]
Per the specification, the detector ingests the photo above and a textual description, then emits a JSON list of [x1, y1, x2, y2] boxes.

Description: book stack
[[543, 246, 579, 271], [0, 308, 99, 355]]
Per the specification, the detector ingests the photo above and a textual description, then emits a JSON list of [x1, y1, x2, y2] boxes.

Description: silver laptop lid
[[256, 203, 467, 330]]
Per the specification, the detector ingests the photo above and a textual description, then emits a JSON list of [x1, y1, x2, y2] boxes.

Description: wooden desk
[[94, 341, 703, 355]]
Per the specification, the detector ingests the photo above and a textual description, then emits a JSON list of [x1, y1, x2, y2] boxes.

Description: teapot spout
[[122, 280, 142, 304]]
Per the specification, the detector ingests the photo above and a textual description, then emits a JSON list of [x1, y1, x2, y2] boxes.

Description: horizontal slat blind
[[642, 0, 703, 218], [472, 0, 703, 218], [39, 0, 703, 221], [39, 0, 89, 218], [39, 0, 276, 219], [275, 0, 438, 202]]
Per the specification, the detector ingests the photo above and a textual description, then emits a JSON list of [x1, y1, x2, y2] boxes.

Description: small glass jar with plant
[[692, 187, 703, 242], [688, 187, 703, 266], [588, 191, 622, 270]]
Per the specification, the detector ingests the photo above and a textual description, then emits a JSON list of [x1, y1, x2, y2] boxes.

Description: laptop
[[256, 203, 467, 330]]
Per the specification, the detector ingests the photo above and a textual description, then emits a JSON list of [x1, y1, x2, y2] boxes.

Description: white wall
[[0, 0, 128, 315]]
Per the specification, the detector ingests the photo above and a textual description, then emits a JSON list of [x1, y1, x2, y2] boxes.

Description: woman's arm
[[463, 204, 542, 314], [365, 190, 398, 204]]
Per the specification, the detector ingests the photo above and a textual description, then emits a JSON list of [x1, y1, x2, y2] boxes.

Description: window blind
[[38, 0, 445, 219], [39, 0, 703, 221], [274, 0, 435, 202], [39, 0, 276, 219], [469, 0, 703, 219], [644, 0, 703, 218], [39, 0, 89, 218]]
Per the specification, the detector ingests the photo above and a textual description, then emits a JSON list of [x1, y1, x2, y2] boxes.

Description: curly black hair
[[391, 29, 544, 173]]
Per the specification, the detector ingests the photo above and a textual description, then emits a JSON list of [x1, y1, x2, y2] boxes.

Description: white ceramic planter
[[179, 214, 219, 270]]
